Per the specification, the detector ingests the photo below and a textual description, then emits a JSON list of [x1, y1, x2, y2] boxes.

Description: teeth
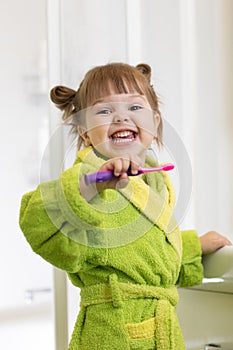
[[112, 138, 134, 143], [111, 130, 136, 144], [112, 131, 134, 138]]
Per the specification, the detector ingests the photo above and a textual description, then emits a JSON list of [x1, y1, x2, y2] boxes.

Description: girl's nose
[[113, 113, 129, 123]]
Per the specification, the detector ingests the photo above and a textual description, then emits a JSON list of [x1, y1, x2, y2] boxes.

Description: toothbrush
[[84, 163, 174, 185]]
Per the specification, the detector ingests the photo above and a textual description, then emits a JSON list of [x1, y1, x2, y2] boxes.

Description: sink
[[190, 246, 233, 294], [203, 246, 233, 279]]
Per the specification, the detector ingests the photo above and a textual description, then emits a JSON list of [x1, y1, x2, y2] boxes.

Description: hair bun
[[50, 85, 76, 111], [135, 63, 151, 81]]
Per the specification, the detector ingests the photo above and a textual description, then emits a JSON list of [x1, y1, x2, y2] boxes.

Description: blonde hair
[[50, 62, 163, 149]]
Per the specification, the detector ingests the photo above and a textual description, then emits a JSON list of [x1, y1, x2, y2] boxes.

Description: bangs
[[79, 63, 146, 108]]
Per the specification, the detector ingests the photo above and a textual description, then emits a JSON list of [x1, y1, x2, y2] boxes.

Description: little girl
[[19, 62, 231, 350]]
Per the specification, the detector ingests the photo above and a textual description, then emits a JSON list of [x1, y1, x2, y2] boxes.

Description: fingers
[[129, 158, 141, 175], [112, 157, 131, 177], [98, 155, 141, 189], [223, 237, 232, 246], [200, 231, 232, 255], [100, 155, 141, 177], [210, 231, 232, 247]]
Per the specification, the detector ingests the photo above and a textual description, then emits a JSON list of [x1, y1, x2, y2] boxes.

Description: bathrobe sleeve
[[177, 230, 204, 287], [19, 162, 101, 274]]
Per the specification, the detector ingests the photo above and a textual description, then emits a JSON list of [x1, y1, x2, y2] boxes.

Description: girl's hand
[[97, 155, 141, 190], [80, 155, 141, 202], [200, 231, 232, 255]]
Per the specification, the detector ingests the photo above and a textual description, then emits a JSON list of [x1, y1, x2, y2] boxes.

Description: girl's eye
[[96, 109, 112, 115], [130, 105, 143, 111]]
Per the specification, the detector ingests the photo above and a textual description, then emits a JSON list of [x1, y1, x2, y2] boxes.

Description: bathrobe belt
[[77, 274, 180, 350], [80, 274, 178, 308]]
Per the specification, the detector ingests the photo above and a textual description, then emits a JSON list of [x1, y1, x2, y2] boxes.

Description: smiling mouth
[[110, 130, 138, 144]]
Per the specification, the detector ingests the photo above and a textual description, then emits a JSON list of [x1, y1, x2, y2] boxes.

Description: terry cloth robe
[[19, 146, 203, 350]]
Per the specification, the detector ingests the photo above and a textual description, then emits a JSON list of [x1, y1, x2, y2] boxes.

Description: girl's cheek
[[89, 118, 113, 130]]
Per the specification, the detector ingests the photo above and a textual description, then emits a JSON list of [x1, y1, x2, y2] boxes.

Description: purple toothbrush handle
[[85, 171, 114, 185], [84, 169, 143, 185]]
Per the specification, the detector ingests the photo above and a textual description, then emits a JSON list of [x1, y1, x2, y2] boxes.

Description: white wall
[[0, 0, 52, 309], [0, 0, 54, 348], [60, 0, 128, 85], [177, 1, 233, 347], [193, 0, 233, 236]]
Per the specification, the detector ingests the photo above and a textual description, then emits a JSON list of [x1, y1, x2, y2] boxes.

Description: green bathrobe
[[19, 146, 203, 350]]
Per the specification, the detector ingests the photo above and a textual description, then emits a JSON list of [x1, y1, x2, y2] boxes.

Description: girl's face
[[80, 92, 160, 163]]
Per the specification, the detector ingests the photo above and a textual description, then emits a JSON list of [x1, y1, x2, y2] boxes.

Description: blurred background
[[0, 0, 232, 349]]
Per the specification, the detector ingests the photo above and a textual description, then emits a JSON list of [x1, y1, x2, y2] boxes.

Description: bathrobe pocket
[[126, 317, 156, 349]]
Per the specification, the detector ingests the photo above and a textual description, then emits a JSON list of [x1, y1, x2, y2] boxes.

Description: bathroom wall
[[177, 1, 233, 348], [0, 0, 54, 348]]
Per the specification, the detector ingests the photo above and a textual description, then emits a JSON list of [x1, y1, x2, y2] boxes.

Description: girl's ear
[[154, 113, 160, 135], [78, 127, 91, 147]]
